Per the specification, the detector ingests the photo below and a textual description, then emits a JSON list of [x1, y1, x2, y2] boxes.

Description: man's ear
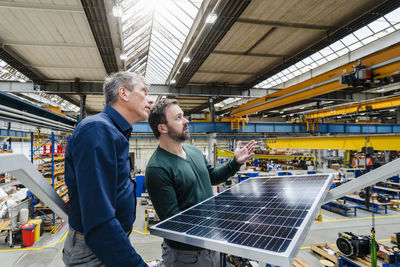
[[158, 124, 167, 135], [118, 87, 129, 102]]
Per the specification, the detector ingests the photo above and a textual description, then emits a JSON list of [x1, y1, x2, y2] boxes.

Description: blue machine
[[238, 172, 258, 183], [278, 171, 292, 176], [135, 175, 145, 197]]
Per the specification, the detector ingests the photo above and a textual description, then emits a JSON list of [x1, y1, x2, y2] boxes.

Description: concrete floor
[[0, 200, 398, 267]]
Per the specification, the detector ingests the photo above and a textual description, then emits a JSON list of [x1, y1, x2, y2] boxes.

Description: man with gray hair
[[63, 72, 153, 266]]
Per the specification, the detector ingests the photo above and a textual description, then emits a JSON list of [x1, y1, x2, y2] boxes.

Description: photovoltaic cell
[[150, 174, 333, 266]]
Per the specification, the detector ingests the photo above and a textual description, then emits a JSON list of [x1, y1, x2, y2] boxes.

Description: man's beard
[[167, 125, 190, 142]]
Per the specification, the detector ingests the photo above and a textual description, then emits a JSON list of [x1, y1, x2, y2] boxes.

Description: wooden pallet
[[392, 234, 398, 244], [311, 243, 339, 266], [292, 257, 312, 267]]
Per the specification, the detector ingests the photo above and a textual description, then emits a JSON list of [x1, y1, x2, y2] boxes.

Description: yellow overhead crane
[[266, 135, 400, 151], [192, 114, 247, 130], [216, 147, 315, 161], [305, 95, 400, 120], [231, 44, 400, 118]]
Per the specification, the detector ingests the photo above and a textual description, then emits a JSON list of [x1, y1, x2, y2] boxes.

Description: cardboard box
[[331, 164, 340, 170]]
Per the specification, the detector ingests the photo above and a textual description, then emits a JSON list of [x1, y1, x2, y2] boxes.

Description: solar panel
[[150, 174, 333, 266]]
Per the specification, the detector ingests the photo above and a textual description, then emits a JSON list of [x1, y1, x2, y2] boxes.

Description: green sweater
[[145, 144, 242, 250]]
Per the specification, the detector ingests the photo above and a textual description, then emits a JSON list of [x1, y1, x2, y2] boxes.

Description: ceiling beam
[[245, 27, 277, 54], [0, 91, 75, 126], [30, 65, 104, 70], [196, 70, 256, 76], [57, 94, 96, 115], [187, 97, 226, 114], [149, 84, 267, 98], [80, 0, 119, 74], [236, 18, 331, 30], [0, 46, 45, 84], [0, 2, 83, 12], [2, 40, 96, 48], [0, 81, 275, 98], [212, 50, 284, 58], [175, 0, 252, 87]]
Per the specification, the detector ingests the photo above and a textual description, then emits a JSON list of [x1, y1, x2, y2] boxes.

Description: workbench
[[342, 195, 390, 214]]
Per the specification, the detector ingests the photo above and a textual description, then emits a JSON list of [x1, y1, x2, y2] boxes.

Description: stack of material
[[0, 186, 31, 228], [292, 257, 312, 267], [311, 243, 339, 266], [390, 199, 400, 211], [140, 193, 149, 205]]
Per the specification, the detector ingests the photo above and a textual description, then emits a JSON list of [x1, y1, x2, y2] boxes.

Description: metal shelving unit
[[30, 132, 68, 233]]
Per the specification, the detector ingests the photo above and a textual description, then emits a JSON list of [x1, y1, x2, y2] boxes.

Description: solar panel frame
[[150, 174, 333, 266]]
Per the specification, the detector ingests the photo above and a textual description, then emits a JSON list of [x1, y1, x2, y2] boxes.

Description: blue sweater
[[65, 105, 146, 267]]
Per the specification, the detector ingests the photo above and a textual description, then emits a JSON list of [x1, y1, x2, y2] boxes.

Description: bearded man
[[145, 99, 256, 267]]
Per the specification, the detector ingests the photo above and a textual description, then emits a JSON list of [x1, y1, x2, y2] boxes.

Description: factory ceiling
[[0, 0, 399, 122]]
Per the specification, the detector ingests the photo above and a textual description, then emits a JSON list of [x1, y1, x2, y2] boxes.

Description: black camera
[[337, 232, 379, 257]]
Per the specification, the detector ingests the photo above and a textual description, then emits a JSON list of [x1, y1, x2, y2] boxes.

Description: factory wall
[[129, 138, 232, 173]]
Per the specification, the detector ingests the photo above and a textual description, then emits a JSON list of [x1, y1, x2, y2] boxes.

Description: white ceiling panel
[[11, 46, 103, 68], [0, 0, 105, 82], [36, 68, 107, 81]]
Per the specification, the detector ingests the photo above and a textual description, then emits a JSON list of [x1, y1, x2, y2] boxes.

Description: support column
[[385, 151, 391, 163], [209, 97, 215, 122], [397, 108, 400, 124], [7, 122, 10, 136], [207, 133, 216, 167], [80, 94, 87, 121]]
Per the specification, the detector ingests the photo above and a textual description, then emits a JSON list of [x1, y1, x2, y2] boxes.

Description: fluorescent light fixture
[[18, 79, 26, 83], [112, 6, 123, 17], [387, 117, 393, 119], [120, 53, 127, 61], [376, 88, 385, 92], [170, 79, 176, 84], [206, 13, 217, 24], [389, 109, 396, 112], [299, 106, 305, 110], [279, 111, 284, 114], [183, 56, 190, 63]]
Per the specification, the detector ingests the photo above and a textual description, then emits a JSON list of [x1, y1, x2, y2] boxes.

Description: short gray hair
[[103, 72, 149, 105]]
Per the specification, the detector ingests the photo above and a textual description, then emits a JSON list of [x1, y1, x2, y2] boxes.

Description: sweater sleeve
[[145, 167, 181, 220], [204, 154, 243, 185]]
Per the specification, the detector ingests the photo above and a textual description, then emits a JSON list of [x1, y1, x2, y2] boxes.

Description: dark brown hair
[[148, 98, 178, 139]]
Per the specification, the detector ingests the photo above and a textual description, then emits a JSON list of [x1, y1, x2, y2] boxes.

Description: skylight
[[0, 60, 28, 82], [119, 0, 203, 84], [255, 7, 400, 89]]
